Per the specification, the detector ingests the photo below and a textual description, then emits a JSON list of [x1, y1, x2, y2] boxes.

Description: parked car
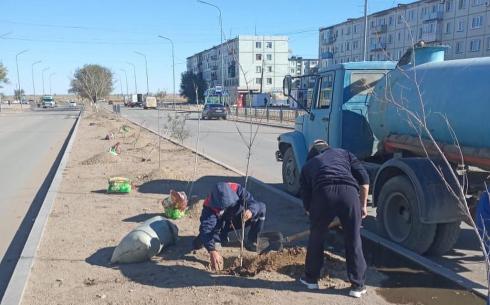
[[69, 101, 77, 107], [201, 103, 227, 120]]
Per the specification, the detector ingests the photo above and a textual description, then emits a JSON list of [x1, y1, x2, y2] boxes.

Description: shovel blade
[[257, 231, 284, 254]]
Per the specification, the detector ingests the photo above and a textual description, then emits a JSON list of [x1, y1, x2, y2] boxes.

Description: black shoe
[[245, 240, 257, 252], [192, 237, 203, 250], [349, 285, 367, 298], [220, 236, 230, 247], [299, 276, 319, 290]]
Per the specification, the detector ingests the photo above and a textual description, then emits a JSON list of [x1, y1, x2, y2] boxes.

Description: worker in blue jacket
[[299, 140, 370, 298], [193, 182, 266, 270]]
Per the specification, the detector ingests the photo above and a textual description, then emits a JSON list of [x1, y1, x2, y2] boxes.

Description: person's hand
[[209, 250, 223, 271], [361, 205, 368, 219], [242, 209, 253, 222]]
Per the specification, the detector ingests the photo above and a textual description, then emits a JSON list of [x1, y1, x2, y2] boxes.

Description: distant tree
[[180, 71, 207, 104], [14, 89, 24, 101], [69, 64, 113, 103], [0, 62, 8, 88], [155, 90, 167, 100]]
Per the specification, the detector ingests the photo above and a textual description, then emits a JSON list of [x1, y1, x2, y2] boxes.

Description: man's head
[[307, 139, 329, 160], [209, 182, 239, 209]]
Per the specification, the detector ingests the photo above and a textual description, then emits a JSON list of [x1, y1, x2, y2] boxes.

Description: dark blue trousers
[[305, 184, 366, 287]]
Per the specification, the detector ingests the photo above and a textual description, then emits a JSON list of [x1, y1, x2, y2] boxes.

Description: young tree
[[0, 62, 8, 88], [69, 64, 113, 103], [14, 89, 25, 101], [180, 71, 207, 104]]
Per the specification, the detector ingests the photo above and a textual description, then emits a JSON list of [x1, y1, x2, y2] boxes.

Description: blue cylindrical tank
[[368, 47, 490, 150]]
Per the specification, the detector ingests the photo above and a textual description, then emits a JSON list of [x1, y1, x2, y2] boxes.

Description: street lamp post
[[49, 72, 55, 95], [157, 35, 176, 108], [16, 49, 29, 108], [134, 51, 150, 95], [31, 60, 42, 105], [197, 0, 224, 102], [120, 69, 129, 97], [41, 67, 50, 97], [126, 62, 138, 95]]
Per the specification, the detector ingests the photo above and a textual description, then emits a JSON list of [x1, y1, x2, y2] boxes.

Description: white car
[[69, 101, 77, 107]]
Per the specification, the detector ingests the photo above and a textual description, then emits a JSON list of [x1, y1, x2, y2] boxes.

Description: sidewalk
[[16, 108, 395, 305]]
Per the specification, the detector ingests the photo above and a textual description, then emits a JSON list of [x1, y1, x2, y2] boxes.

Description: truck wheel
[[376, 176, 436, 254], [425, 222, 461, 256], [282, 148, 301, 196]]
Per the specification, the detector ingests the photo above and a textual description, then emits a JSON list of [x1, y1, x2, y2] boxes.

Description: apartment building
[[288, 56, 320, 76], [318, 0, 490, 70], [186, 35, 289, 103]]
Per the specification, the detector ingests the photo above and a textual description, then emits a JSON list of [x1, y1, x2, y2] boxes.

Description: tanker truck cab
[[278, 61, 395, 195]]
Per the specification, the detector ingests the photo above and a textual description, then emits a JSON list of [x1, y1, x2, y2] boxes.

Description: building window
[[346, 26, 351, 35], [418, 28, 423, 39], [409, 10, 415, 21], [353, 24, 358, 33], [458, 0, 466, 9], [353, 40, 359, 49], [446, 0, 452, 11], [266, 78, 272, 85], [487, 37, 490, 50], [255, 78, 262, 84], [398, 15, 402, 24], [472, 0, 484, 6], [346, 42, 350, 51], [471, 16, 483, 29], [446, 22, 451, 34], [266, 42, 272, 48], [371, 20, 375, 28], [255, 42, 262, 48], [256, 66, 261, 73], [265, 54, 271, 61], [388, 34, 393, 44], [470, 39, 481, 52], [455, 41, 463, 53], [389, 16, 394, 26], [267, 66, 272, 72], [457, 20, 465, 32], [398, 31, 402, 41], [290, 68, 295, 73], [256, 54, 262, 61]]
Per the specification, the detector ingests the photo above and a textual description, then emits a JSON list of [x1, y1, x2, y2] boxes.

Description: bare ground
[[20, 108, 393, 305]]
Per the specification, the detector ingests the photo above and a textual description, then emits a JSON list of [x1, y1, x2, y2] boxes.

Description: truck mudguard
[[278, 131, 308, 171], [372, 158, 466, 224]]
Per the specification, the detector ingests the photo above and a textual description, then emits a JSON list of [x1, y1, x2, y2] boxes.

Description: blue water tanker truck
[[276, 45, 490, 255]]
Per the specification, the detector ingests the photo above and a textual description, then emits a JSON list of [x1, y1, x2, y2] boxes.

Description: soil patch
[[80, 151, 120, 165]]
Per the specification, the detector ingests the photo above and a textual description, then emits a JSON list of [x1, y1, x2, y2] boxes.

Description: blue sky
[[0, 0, 402, 95]]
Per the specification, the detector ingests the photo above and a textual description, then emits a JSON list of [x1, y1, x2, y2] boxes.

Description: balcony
[[370, 42, 387, 51], [423, 11, 443, 22], [372, 24, 388, 34], [422, 30, 442, 43]]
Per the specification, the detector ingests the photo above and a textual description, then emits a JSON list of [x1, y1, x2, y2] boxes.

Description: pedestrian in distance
[[299, 139, 370, 298], [193, 182, 266, 271]]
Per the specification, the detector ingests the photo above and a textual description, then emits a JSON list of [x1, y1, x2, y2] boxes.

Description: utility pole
[[363, 0, 369, 61], [134, 51, 150, 95], [49, 73, 55, 95], [16, 49, 28, 108], [31, 60, 41, 105], [120, 69, 129, 97], [126, 62, 138, 95], [197, 0, 224, 103], [157, 35, 176, 109], [42, 67, 50, 96]]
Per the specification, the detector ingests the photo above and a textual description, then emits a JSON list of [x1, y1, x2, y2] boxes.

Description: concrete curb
[[120, 110, 487, 299], [0, 112, 82, 305]]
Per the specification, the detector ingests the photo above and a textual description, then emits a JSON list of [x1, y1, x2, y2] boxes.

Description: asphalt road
[[0, 110, 78, 289], [119, 107, 287, 184]]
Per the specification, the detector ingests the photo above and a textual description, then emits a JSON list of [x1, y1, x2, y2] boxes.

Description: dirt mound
[[80, 152, 121, 165], [224, 248, 348, 287]]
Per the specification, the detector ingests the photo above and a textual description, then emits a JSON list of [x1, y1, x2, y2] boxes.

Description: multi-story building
[[186, 35, 289, 103], [288, 56, 319, 76], [319, 0, 490, 71]]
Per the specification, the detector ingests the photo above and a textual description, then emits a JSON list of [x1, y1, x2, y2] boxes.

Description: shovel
[[257, 217, 341, 254]]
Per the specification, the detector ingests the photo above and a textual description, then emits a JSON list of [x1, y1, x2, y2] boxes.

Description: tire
[[282, 148, 301, 196], [425, 221, 461, 256], [223, 116, 227, 120], [376, 176, 437, 254]]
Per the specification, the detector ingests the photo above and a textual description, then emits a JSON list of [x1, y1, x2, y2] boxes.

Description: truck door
[[304, 72, 335, 148]]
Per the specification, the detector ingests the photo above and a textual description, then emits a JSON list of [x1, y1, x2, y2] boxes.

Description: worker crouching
[[193, 182, 266, 271]]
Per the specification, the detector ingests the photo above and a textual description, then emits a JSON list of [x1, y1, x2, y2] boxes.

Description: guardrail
[[157, 103, 304, 125]]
